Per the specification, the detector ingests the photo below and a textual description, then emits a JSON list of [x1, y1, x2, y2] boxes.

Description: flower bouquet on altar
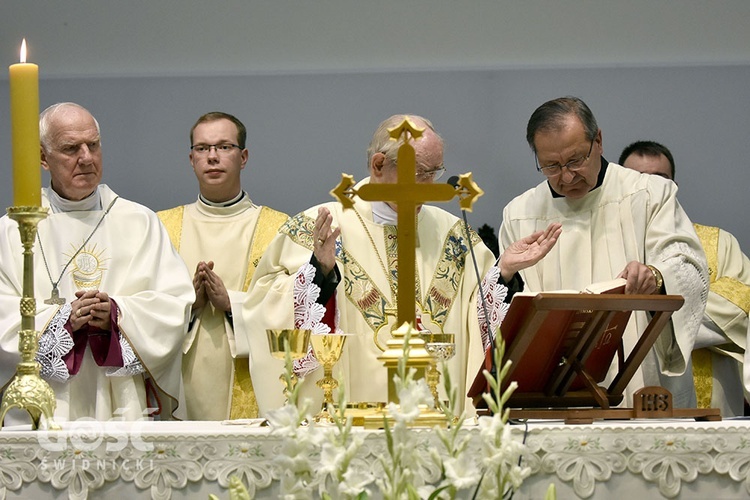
[[217, 327, 550, 499]]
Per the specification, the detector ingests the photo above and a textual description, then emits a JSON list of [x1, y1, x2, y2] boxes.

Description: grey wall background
[[1, 1, 749, 250]]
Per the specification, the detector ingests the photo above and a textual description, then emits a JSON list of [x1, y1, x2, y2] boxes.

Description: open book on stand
[[469, 278, 634, 409], [503, 278, 627, 393], [468, 282, 719, 422]]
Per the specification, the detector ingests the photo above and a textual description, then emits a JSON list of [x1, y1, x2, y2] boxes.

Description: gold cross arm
[[357, 182, 456, 205], [453, 173, 484, 212], [330, 174, 357, 210], [388, 119, 423, 141]]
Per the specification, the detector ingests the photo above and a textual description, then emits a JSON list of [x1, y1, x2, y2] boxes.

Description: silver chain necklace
[[38, 196, 119, 305]]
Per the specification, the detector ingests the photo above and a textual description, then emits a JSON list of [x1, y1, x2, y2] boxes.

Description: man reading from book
[[498, 97, 709, 408]]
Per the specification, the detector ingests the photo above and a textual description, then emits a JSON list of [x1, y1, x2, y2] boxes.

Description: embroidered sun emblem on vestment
[[67, 243, 108, 290]]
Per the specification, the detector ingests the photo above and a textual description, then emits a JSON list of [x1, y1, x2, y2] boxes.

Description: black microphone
[[447, 176, 494, 352]]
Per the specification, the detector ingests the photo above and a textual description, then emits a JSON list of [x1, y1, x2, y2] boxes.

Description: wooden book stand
[[469, 293, 721, 424]]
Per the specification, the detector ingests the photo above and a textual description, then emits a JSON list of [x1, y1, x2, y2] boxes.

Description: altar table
[[1, 419, 749, 499]]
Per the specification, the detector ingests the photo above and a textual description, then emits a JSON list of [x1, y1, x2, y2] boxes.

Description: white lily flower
[[444, 454, 482, 489]]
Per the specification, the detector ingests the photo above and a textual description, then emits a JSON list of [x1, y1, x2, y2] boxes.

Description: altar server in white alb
[[244, 114, 561, 415], [0, 102, 195, 424], [499, 96, 709, 407]]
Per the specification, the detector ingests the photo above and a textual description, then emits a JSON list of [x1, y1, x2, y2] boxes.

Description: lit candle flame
[[20, 38, 27, 63]]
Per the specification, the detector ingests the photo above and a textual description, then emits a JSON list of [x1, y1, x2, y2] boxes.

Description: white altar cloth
[[1, 419, 749, 499]]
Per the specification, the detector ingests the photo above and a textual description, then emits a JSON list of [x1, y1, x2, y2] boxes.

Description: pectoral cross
[[45, 285, 66, 305], [330, 118, 483, 328]]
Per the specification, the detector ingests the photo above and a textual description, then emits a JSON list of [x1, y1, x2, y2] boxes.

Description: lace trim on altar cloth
[[292, 263, 334, 377], [36, 304, 75, 382], [477, 266, 510, 351], [106, 333, 145, 377]]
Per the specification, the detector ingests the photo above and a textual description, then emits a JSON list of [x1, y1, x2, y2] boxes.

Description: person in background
[[620, 140, 750, 416]]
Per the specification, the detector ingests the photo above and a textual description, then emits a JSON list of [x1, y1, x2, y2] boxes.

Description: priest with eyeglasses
[[158, 112, 288, 421], [499, 96, 708, 408]]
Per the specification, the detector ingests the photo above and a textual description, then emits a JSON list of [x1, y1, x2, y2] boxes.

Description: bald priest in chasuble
[[243, 114, 560, 415]]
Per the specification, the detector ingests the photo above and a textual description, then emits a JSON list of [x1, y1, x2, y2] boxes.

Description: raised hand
[[498, 223, 562, 281], [312, 207, 341, 276]]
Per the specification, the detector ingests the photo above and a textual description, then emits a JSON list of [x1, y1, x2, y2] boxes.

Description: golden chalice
[[420, 333, 456, 409], [310, 333, 350, 424], [266, 329, 311, 403]]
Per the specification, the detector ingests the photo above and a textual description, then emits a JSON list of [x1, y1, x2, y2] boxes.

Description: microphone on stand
[[450, 177, 523, 428], [447, 176, 494, 353]]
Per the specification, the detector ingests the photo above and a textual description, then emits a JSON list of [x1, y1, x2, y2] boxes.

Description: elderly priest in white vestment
[[244, 114, 561, 415], [0, 102, 194, 425], [499, 96, 709, 408]]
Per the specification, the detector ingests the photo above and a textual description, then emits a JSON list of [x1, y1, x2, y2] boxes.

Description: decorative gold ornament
[[421, 333, 456, 408], [0, 206, 60, 431], [310, 333, 350, 424], [329, 118, 483, 412], [266, 329, 311, 404]]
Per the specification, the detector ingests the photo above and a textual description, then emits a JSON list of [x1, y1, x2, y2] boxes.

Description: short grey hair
[[39, 102, 101, 151], [366, 114, 443, 169], [526, 96, 598, 153]]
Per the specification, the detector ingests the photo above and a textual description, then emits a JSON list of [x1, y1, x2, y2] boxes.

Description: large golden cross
[[330, 118, 483, 328]]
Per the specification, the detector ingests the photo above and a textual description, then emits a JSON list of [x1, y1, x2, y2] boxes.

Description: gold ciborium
[[420, 333, 456, 409], [266, 329, 311, 403], [310, 333, 350, 424]]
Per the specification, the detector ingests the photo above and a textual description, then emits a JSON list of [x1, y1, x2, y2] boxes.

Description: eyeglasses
[[536, 138, 595, 178], [385, 156, 446, 181], [190, 143, 241, 155], [416, 166, 446, 181]]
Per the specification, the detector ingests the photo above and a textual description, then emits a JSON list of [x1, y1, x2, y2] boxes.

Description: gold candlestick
[[310, 333, 350, 424], [0, 206, 59, 430], [266, 329, 311, 404]]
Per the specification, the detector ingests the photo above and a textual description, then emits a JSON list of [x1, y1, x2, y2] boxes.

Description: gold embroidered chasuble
[[244, 178, 495, 416], [691, 223, 750, 411], [158, 199, 287, 420]]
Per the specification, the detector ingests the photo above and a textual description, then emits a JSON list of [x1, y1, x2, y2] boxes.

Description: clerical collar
[[199, 190, 246, 208], [372, 201, 398, 225], [46, 185, 102, 213], [549, 156, 609, 198]]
